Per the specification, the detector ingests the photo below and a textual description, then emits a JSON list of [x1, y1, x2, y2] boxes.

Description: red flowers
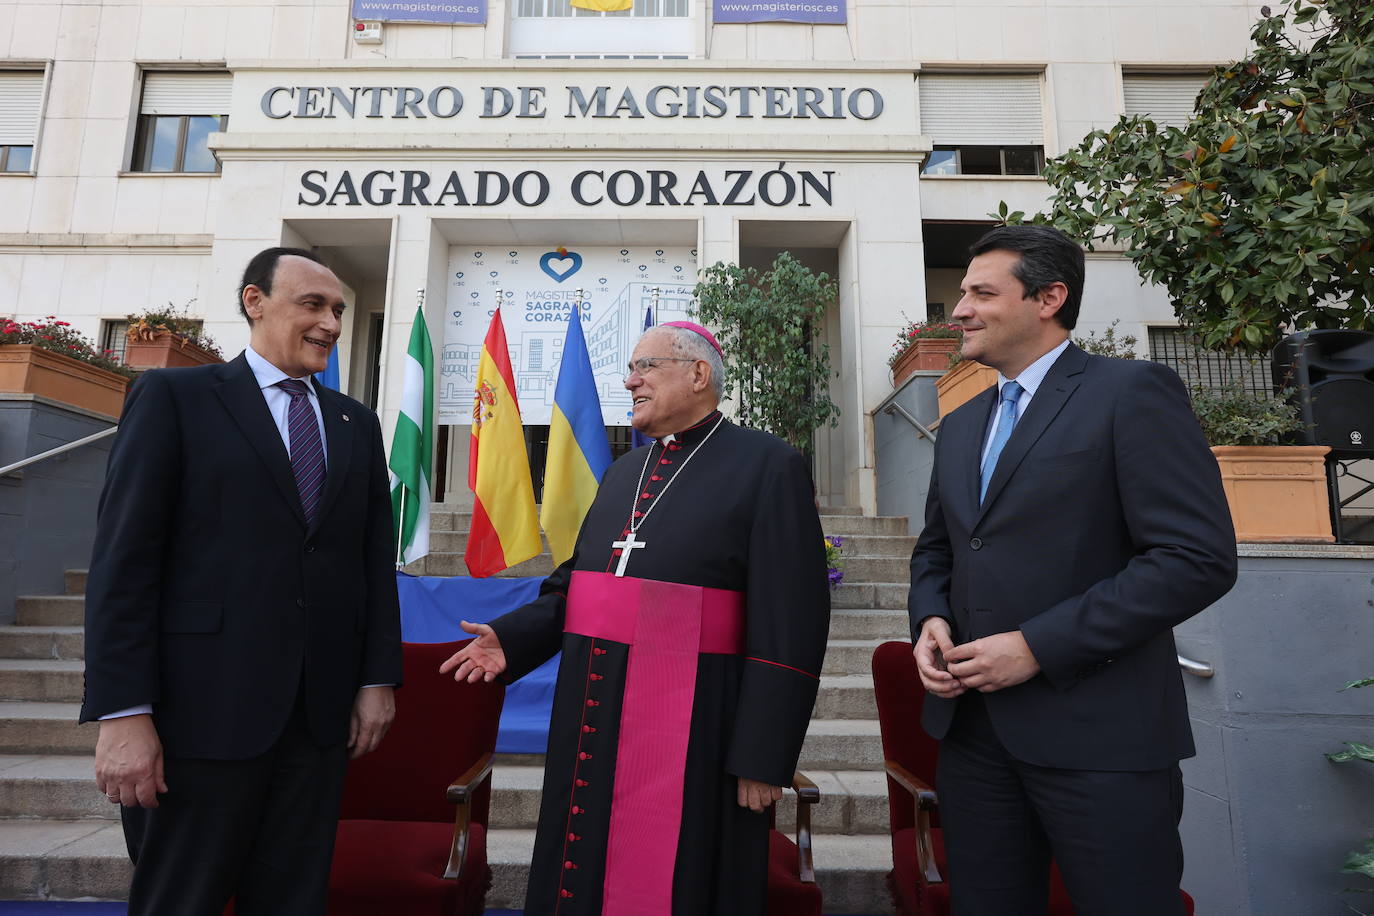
[[0, 316, 134, 378]]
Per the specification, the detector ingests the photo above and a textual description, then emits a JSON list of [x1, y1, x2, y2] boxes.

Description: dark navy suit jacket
[[909, 344, 1238, 771], [80, 353, 402, 759]]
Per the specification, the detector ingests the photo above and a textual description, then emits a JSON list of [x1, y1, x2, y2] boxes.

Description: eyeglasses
[[624, 356, 696, 381]]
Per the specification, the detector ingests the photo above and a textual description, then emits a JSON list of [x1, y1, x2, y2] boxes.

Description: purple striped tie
[[276, 379, 325, 525]]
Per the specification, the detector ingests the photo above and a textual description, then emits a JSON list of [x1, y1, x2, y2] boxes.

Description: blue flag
[[316, 345, 340, 391]]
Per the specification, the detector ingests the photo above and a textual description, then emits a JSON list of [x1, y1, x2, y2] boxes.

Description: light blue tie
[[980, 380, 1024, 503]]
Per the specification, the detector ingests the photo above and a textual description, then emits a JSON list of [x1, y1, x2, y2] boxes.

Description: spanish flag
[[465, 308, 541, 578], [570, 0, 633, 10], [540, 303, 613, 565]]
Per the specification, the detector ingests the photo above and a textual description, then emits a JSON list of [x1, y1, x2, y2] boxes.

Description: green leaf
[[1327, 742, 1374, 764], [1342, 678, 1374, 691]]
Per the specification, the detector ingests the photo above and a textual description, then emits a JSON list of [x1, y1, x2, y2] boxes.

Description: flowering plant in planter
[[888, 318, 963, 369], [1, 316, 134, 377], [126, 301, 222, 359], [824, 535, 845, 590]]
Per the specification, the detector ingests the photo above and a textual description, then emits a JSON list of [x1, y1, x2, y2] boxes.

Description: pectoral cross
[[611, 532, 646, 577]]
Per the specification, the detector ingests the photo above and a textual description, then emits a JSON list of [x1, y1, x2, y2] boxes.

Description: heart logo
[[620, 249, 630, 256], [455, 272, 464, 278], [674, 266, 683, 272], [470, 292, 479, 299], [655, 249, 664, 257], [638, 265, 647, 271], [690, 249, 697, 257], [540, 248, 583, 283], [508, 251, 517, 257], [489, 271, 498, 277], [598, 277, 608, 285], [474, 251, 484, 258]]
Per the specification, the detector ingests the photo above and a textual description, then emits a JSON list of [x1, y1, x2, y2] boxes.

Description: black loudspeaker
[[1271, 329, 1374, 457]]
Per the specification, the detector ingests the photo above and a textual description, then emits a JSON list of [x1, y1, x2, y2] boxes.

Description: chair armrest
[[791, 770, 820, 884], [884, 760, 942, 886], [443, 751, 495, 881]]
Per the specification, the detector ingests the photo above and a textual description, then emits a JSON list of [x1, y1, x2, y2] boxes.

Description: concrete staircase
[[0, 508, 915, 912]]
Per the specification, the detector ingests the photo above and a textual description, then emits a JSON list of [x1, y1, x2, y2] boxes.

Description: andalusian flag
[[571, 0, 633, 10], [540, 304, 612, 565], [389, 304, 434, 566], [466, 308, 541, 577]]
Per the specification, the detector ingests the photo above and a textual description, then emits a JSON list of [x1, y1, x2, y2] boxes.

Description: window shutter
[[140, 72, 232, 116], [1123, 74, 1207, 129], [918, 74, 1044, 146], [0, 71, 44, 146]]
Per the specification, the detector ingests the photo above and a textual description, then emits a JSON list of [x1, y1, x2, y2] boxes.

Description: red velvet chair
[[766, 771, 823, 916], [328, 640, 504, 916], [872, 640, 1194, 916]]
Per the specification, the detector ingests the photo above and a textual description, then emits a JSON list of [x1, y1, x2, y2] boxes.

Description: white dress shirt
[[980, 338, 1071, 466]]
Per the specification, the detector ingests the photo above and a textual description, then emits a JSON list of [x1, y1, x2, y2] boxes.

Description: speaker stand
[[1327, 457, 1374, 545]]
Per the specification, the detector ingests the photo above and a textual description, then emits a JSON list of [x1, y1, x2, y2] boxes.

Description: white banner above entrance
[[440, 245, 698, 425]]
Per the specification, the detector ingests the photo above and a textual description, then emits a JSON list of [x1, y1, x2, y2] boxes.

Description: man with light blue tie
[[81, 248, 402, 914], [907, 225, 1238, 915]]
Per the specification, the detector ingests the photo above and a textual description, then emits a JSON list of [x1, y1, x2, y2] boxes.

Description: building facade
[[0, 0, 1269, 509]]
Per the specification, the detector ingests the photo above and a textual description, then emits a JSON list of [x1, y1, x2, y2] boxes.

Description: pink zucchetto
[[660, 321, 724, 358]]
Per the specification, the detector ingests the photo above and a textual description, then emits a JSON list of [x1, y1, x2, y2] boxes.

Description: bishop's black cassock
[[491, 411, 830, 915]]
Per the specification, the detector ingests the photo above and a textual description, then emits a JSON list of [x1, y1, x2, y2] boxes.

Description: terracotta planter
[[124, 331, 223, 370], [935, 359, 999, 417], [0, 344, 128, 418], [891, 338, 963, 387], [1211, 445, 1334, 543]]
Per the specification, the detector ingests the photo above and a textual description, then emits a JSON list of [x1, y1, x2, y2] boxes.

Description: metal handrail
[[883, 402, 938, 442], [0, 426, 118, 478], [1177, 654, 1215, 678]]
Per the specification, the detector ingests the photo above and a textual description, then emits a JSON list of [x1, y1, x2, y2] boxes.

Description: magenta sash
[[564, 570, 746, 915]]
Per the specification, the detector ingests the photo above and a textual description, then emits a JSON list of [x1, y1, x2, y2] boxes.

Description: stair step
[[831, 582, 907, 610], [0, 626, 85, 661], [0, 702, 94, 755], [817, 515, 909, 536], [818, 506, 864, 516], [830, 533, 916, 558], [15, 596, 83, 628], [0, 660, 84, 702], [0, 816, 898, 912], [800, 719, 884, 771], [836, 556, 910, 582], [822, 640, 885, 677], [65, 571, 88, 596], [0, 755, 110, 820], [829, 608, 910, 641], [814, 675, 879, 720], [409, 551, 556, 579], [0, 819, 129, 901]]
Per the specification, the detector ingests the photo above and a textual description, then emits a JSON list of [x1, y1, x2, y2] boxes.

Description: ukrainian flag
[[540, 303, 613, 565]]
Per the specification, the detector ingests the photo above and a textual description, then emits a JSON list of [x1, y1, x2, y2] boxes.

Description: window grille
[[1147, 327, 1273, 396]]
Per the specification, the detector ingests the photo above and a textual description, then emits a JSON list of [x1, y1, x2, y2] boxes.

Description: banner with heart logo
[[441, 245, 698, 425]]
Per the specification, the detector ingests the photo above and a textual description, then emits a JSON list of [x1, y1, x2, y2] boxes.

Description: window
[[925, 146, 1043, 177], [919, 74, 1045, 177], [509, 0, 691, 57], [514, 0, 688, 17], [131, 72, 231, 173], [1148, 326, 1271, 396], [0, 71, 44, 173], [99, 320, 130, 362], [1122, 73, 1209, 130]]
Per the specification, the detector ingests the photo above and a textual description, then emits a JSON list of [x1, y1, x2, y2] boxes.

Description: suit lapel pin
[[341, 413, 350, 422]]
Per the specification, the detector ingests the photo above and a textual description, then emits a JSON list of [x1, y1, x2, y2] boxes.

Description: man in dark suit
[[80, 248, 403, 915], [909, 225, 1238, 915]]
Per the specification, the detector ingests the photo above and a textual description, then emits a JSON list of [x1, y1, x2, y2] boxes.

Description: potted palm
[[0, 316, 133, 417], [889, 318, 963, 388], [124, 302, 223, 370]]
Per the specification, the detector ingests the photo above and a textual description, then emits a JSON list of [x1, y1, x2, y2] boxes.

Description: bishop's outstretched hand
[[439, 621, 508, 683]]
